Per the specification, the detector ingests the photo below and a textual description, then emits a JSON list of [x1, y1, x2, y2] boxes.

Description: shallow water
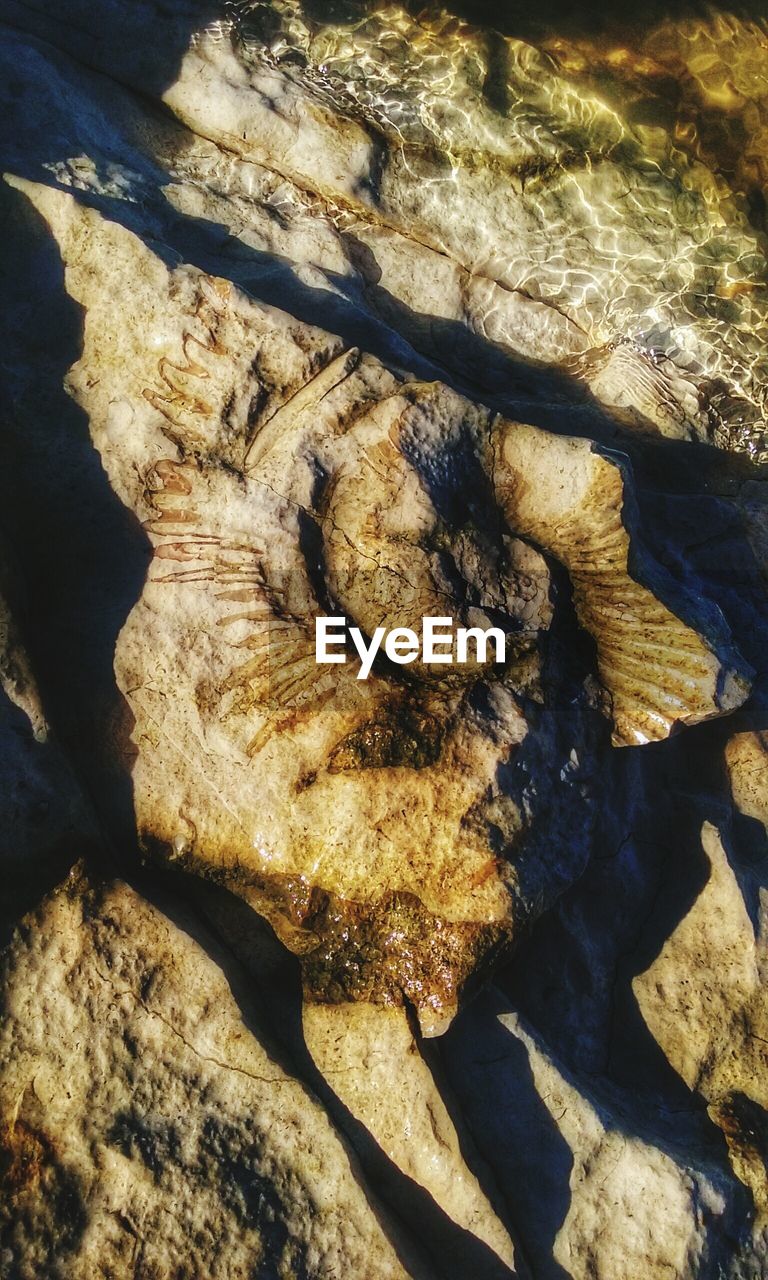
[[220, 0, 768, 458]]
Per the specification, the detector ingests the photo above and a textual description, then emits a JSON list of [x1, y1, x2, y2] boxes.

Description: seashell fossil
[[320, 383, 553, 680], [491, 420, 751, 746], [12, 176, 750, 1033]]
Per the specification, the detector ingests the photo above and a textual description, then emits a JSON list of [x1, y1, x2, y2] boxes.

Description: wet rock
[[2, 0, 768, 443]]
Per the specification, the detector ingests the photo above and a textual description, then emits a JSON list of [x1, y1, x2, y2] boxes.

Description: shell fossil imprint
[[31, 176, 741, 1036], [130, 341, 751, 1036]]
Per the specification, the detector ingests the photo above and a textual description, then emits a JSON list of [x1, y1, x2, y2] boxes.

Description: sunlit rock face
[[5, 174, 749, 1040], [0, 869, 426, 1280], [1, 2, 768, 1278]]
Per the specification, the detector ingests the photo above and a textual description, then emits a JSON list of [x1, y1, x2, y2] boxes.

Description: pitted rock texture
[[1, 2, 768, 1278], [0, 869, 430, 1280], [5, 173, 750, 1038]]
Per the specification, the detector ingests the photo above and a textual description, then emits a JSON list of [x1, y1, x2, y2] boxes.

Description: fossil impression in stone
[[12, 175, 749, 1034]]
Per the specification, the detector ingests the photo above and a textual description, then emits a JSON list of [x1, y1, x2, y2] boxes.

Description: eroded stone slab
[[2, 174, 749, 1038], [0, 868, 424, 1280]]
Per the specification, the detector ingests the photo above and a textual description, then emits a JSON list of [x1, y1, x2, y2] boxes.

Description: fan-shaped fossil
[[133, 352, 751, 1027], [14, 175, 750, 1033], [490, 418, 750, 746]]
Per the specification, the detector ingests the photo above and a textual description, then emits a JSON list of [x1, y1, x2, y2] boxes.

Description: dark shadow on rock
[[603, 773, 714, 1096], [0, 682, 101, 948], [499, 735, 734, 1131], [416, 1018, 536, 1276], [725, 812, 768, 933], [0, 0, 221, 97], [0, 183, 152, 860], [436, 990, 573, 1280], [122, 862, 519, 1280], [718, 1092, 768, 1180], [439, 985, 754, 1278], [628, 487, 768, 921], [632, 490, 768, 677], [0, 180, 151, 857]]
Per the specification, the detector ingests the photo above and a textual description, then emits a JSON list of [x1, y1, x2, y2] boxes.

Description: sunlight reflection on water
[[222, 2, 768, 457]]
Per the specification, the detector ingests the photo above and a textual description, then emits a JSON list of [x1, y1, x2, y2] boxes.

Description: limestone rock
[[1, 4, 768, 1277], [727, 733, 768, 832], [303, 1003, 518, 1276], [633, 821, 768, 1224], [441, 991, 750, 1280], [3, 173, 751, 1040], [0, 868, 427, 1280]]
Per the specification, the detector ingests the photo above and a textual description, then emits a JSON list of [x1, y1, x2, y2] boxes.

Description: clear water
[[221, 1, 768, 457]]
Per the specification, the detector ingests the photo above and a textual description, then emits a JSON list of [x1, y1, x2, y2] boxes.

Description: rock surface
[[1, 2, 768, 1277], [0, 868, 429, 1279]]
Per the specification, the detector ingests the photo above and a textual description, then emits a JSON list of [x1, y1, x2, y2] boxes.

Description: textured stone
[[633, 820, 768, 1224], [4, 174, 751, 1042], [0, 869, 425, 1279], [442, 991, 749, 1280], [303, 1003, 517, 1274], [1, 3, 768, 1277]]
